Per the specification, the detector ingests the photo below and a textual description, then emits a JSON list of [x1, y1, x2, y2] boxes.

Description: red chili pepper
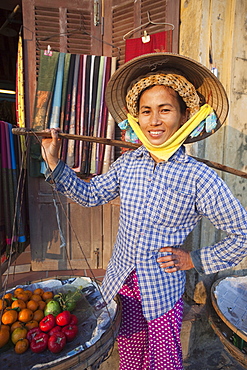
[[55, 310, 71, 326], [62, 324, 78, 342], [48, 332, 67, 353], [27, 327, 42, 343], [30, 332, 49, 353], [39, 314, 56, 332], [48, 325, 62, 336], [69, 314, 78, 325]]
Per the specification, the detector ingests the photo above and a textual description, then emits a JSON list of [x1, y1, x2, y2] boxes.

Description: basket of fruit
[[0, 276, 121, 370]]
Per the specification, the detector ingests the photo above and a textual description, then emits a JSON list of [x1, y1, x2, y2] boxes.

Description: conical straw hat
[[105, 52, 229, 143]]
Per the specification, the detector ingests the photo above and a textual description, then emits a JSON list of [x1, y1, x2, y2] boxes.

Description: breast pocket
[[152, 187, 196, 227]]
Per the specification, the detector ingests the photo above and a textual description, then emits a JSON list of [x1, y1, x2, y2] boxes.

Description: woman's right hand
[[41, 128, 62, 171]]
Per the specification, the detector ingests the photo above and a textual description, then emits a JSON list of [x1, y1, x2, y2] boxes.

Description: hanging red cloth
[[125, 30, 173, 62]]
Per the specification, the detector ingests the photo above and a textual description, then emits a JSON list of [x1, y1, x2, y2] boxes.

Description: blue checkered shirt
[[47, 146, 247, 320]]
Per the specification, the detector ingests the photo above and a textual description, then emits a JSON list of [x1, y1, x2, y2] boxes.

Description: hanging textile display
[[16, 33, 26, 153], [96, 56, 112, 175], [0, 120, 29, 262], [60, 54, 75, 164], [31, 51, 116, 177], [125, 30, 173, 62], [29, 51, 60, 177], [49, 52, 66, 129], [102, 57, 117, 174]]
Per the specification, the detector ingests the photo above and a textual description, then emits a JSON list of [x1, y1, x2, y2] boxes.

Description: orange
[[33, 309, 44, 322], [33, 288, 44, 296], [42, 291, 53, 301], [23, 290, 33, 299], [15, 338, 29, 354], [25, 320, 39, 330], [0, 325, 10, 337], [27, 299, 39, 312], [11, 327, 27, 345], [0, 326, 10, 348], [14, 288, 24, 296], [10, 321, 25, 333], [31, 294, 42, 302], [4, 292, 13, 300], [2, 309, 18, 325], [18, 308, 34, 323], [38, 300, 46, 310], [3, 293, 13, 306], [11, 299, 26, 310], [0, 299, 8, 310], [15, 292, 29, 302], [1, 324, 10, 332]]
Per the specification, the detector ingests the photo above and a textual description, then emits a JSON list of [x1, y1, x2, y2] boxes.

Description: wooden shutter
[[22, 0, 101, 127], [103, 0, 180, 66]]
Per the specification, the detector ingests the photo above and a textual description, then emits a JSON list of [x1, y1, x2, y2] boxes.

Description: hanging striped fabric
[[50, 52, 66, 128], [0, 120, 29, 261], [31, 51, 116, 177]]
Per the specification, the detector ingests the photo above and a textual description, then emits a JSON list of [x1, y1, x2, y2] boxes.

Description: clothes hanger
[[36, 26, 120, 58], [123, 11, 175, 41]]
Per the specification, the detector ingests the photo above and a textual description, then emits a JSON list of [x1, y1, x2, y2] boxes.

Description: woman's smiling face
[[138, 85, 189, 146]]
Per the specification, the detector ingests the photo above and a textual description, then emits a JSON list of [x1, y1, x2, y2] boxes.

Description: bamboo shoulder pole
[[12, 128, 140, 150], [12, 128, 247, 179]]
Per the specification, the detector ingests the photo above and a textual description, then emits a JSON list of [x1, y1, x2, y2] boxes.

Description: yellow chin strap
[[127, 104, 213, 161]]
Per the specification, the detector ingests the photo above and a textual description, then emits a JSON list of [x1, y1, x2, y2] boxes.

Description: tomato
[[48, 332, 66, 353], [27, 327, 42, 343], [30, 332, 49, 353], [39, 314, 56, 332], [61, 324, 78, 342], [55, 311, 71, 327], [69, 314, 78, 325], [48, 325, 62, 336]]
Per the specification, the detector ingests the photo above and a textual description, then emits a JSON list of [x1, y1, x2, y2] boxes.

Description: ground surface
[[99, 335, 247, 370], [183, 337, 246, 370]]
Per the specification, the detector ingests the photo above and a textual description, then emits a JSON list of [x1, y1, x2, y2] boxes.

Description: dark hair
[[137, 85, 188, 115]]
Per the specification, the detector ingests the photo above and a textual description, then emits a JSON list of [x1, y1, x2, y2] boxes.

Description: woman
[[42, 53, 247, 370]]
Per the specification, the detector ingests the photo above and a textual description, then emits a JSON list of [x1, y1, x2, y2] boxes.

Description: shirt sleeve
[[45, 159, 121, 207], [191, 169, 247, 275]]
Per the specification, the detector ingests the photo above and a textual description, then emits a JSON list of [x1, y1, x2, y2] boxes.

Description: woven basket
[[1, 276, 122, 370], [210, 277, 247, 367]]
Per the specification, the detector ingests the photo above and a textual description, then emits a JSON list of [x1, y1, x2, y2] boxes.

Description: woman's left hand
[[157, 247, 194, 273]]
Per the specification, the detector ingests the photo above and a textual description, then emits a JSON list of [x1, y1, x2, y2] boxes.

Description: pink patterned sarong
[[117, 270, 184, 370]]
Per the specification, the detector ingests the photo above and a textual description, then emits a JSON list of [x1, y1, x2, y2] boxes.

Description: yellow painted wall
[[180, 0, 247, 200], [180, 0, 247, 282]]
